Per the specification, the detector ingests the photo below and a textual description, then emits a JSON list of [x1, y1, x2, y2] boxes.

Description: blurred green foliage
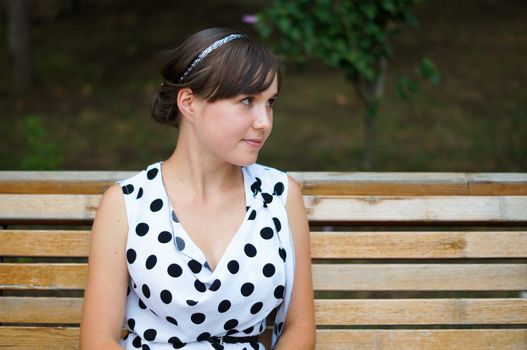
[[256, 0, 440, 106], [22, 115, 63, 170]]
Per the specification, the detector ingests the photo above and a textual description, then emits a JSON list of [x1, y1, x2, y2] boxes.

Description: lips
[[243, 139, 263, 148]]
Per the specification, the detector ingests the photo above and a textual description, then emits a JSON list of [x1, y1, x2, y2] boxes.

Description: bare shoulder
[[93, 183, 128, 235], [285, 174, 304, 209]]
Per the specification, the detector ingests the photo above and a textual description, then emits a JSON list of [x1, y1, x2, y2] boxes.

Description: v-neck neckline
[[158, 161, 257, 275]]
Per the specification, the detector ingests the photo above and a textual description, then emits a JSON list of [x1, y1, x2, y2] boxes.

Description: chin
[[232, 155, 259, 167]]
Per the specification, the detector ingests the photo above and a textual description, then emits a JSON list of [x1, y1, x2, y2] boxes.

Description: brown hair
[[150, 28, 281, 128]]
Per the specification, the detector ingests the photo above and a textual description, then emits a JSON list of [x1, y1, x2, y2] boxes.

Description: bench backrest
[[1, 171, 526, 350]]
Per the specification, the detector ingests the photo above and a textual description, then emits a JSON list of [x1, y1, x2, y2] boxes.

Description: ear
[[176, 88, 200, 124]]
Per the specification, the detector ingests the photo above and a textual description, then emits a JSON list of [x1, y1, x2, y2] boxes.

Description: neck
[[163, 130, 242, 201]]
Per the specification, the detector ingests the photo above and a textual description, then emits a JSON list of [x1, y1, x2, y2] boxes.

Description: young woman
[[80, 27, 315, 350]]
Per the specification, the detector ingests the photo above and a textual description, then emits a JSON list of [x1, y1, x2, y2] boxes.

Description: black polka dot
[[274, 182, 285, 196], [122, 184, 134, 195], [166, 316, 178, 326], [244, 244, 257, 257], [142, 344, 150, 350], [218, 299, 231, 313], [259, 323, 264, 332], [226, 329, 238, 336], [167, 263, 183, 278], [262, 192, 273, 206], [132, 335, 142, 348], [251, 178, 262, 196], [274, 285, 285, 299], [144, 329, 157, 341], [197, 332, 210, 342], [127, 318, 135, 330], [260, 227, 274, 240], [175, 236, 185, 250], [127, 286, 130, 296], [279, 247, 287, 261], [158, 231, 172, 243], [188, 259, 202, 273], [160, 290, 172, 304], [150, 198, 163, 212], [142, 284, 150, 298], [191, 312, 205, 324], [241, 282, 254, 297], [250, 341, 259, 350], [263, 263, 275, 277], [224, 319, 239, 330], [227, 260, 239, 274], [273, 217, 282, 232], [186, 299, 198, 306], [209, 279, 221, 291], [243, 326, 254, 334], [136, 187, 143, 199], [211, 343, 223, 350], [172, 210, 179, 222], [277, 322, 284, 333], [194, 279, 206, 293], [138, 299, 146, 309], [250, 302, 263, 314], [248, 210, 257, 220], [169, 337, 185, 348], [136, 223, 149, 236], [145, 255, 157, 270], [126, 249, 137, 264], [147, 168, 158, 180]]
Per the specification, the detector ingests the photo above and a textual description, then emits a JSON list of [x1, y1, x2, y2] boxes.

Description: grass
[[0, 0, 525, 171]]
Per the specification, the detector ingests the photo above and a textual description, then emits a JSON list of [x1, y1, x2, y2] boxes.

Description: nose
[[253, 105, 272, 130]]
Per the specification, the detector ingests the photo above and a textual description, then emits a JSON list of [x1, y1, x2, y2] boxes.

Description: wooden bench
[[1, 171, 526, 349]]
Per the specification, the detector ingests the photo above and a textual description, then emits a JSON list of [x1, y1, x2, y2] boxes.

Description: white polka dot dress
[[118, 162, 295, 350]]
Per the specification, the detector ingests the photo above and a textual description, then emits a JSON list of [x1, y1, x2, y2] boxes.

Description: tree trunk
[[356, 58, 388, 170], [362, 114, 376, 170], [7, 0, 32, 93]]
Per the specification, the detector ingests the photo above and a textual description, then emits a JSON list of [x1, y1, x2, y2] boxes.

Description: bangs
[[197, 37, 280, 101]]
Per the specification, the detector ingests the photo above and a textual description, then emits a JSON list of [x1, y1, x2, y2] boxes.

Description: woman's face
[[193, 74, 278, 166]]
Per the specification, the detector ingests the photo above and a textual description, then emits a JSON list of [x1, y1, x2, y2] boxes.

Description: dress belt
[[208, 334, 260, 345]]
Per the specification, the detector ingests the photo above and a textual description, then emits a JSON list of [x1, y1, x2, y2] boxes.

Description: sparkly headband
[[178, 33, 247, 83]]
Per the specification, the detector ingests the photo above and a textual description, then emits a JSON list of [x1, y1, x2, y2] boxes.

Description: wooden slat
[[314, 299, 527, 325], [0, 297, 82, 324], [314, 329, 527, 350], [0, 194, 100, 223], [310, 231, 527, 259], [2, 263, 525, 291], [0, 327, 525, 350], [0, 327, 80, 350], [311, 264, 527, 291], [2, 171, 526, 195], [304, 195, 527, 224], [2, 297, 526, 325], [0, 264, 87, 290], [2, 230, 526, 259], [0, 230, 90, 257], [2, 194, 527, 224], [0, 171, 132, 194]]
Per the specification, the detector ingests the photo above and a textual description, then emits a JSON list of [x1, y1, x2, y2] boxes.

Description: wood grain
[[0, 327, 525, 350], [2, 263, 525, 291], [2, 194, 527, 224], [2, 297, 526, 325], [2, 230, 526, 258]]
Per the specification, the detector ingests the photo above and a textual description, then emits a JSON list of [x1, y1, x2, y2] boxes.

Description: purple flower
[[242, 14, 258, 24]]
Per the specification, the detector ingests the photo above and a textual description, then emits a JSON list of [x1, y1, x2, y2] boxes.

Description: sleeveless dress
[[117, 161, 295, 350]]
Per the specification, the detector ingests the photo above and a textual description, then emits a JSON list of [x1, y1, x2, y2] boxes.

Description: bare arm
[[274, 175, 316, 350], [80, 183, 129, 350]]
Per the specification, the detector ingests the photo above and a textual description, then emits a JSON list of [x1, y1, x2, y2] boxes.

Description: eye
[[267, 98, 277, 108], [240, 97, 253, 106]]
